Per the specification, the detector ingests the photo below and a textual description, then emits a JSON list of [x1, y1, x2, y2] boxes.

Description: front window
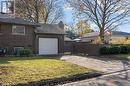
[[12, 25, 25, 35], [14, 47, 24, 54]]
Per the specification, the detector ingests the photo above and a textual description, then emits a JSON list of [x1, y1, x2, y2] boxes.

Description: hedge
[[120, 46, 129, 54], [109, 46, 120, 54], [100, 45, 130, 55], [16, 49, 32, 57]]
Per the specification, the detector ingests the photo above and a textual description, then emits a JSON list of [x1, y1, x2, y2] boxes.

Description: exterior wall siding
[[0, 24, 35, 55]]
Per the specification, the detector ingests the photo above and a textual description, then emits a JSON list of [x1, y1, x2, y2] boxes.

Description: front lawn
[[0, 57, 97, 86], [116, 55, 130, 60], [107, 55, 130, 60], [100, 54, 130, 61]]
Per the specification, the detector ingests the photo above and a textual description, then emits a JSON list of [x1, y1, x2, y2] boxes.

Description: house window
[[12, 25, 25, 35], [14, 47, 24, 54]]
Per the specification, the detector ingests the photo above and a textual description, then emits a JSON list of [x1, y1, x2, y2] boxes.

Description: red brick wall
[[0, 23, 35, 54]]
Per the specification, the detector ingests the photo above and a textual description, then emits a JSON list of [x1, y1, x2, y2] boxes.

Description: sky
[[0, 0, 130, 33], [63, 1, 130, 33]]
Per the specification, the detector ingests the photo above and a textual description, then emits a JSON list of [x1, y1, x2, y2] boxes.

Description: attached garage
[[35, 22, 64, 55], [39, 38, 58, 55]]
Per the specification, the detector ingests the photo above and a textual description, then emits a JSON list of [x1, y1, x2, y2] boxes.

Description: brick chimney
[[58, 21, 64, 29]]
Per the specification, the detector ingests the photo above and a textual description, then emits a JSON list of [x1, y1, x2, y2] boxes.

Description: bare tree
[[67, 0, 130, 42], [15, 0, 63, 23]]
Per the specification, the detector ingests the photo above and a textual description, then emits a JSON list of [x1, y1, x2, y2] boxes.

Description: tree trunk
[[99, 29, 104, 43], [35, 1, 39, 23]]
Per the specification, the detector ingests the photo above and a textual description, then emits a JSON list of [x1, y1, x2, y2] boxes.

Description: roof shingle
[[0, 18, 40, 26], [35, 24, 65, 34]]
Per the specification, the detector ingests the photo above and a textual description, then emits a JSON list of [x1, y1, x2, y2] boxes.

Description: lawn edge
[[16, 72, 102, 86]]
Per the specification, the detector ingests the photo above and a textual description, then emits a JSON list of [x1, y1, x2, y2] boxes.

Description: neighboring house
[[109, 31, 130, 44], [64, 37, 73, 42], [110, 36, 126, 44], [81, 32, 99, 42], [74, 38, 81, 42], [81, 31, 130, 44], [81, 32, 110, 43], [0, 17, 65, 55]]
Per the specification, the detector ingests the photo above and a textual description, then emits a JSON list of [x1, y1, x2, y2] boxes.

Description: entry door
[[39, 38, 58, 55]]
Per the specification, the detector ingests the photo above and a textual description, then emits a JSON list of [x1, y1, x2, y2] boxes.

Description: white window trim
[[14, 47, 24, 50], [14, 47, 24, 53], [12, 25, 26, 35]]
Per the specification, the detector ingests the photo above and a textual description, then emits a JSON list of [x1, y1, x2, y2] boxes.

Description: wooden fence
[[64, 41, 130, 56], [64, 41, 103, 56]]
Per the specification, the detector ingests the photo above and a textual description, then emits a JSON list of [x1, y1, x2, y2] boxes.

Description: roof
[[35, 24, 65, 34], [64, 37, 73, 41], [112, 31, 130, 37], [82, 31, 130, 38], [0, 18, 40, 26], [74, 38, 81, 41], [83, 32, 99, 38]]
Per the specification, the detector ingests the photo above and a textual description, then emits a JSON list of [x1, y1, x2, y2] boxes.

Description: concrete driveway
[[61, 55, 130, 73], [59, 55, 130, 86]]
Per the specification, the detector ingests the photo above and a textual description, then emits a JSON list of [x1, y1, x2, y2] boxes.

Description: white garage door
[[39, 38, 58, 55]]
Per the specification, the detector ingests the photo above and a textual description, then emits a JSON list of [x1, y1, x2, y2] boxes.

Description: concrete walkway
[[61, 55, 130, 73]]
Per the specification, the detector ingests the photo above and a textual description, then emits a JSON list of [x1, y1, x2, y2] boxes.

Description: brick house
[[0, 18, 64, 55]]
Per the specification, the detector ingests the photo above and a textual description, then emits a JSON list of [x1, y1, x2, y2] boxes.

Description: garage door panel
[[39, 38, 58, 55]]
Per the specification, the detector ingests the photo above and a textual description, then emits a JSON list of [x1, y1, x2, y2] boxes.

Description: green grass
[[111, 54, 130, 60], [126, 56, 130, 60], [0, 57, 96, 86]]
